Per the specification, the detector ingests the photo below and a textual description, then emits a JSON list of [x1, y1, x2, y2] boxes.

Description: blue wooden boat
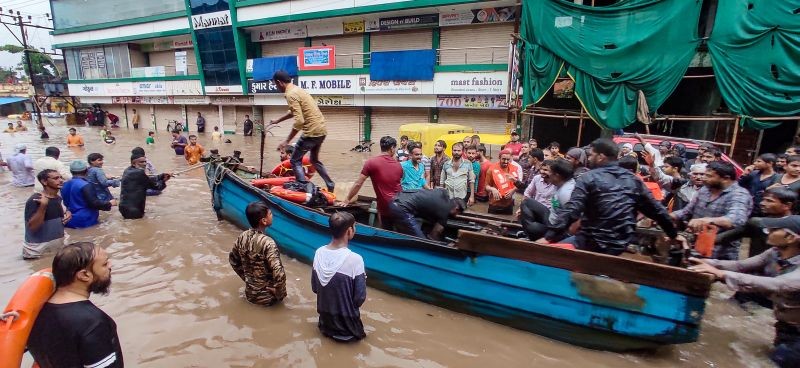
[[205, 163, 713, 351]]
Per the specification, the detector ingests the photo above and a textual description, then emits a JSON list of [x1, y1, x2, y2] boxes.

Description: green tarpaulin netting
[[520, 0, 702, 130], [708, 0, 800, 129]]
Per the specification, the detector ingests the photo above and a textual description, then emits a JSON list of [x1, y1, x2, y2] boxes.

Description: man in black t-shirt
[[23, 169, 69, 259], [389, 188, 465, 240], [28, 242, 123, 368]]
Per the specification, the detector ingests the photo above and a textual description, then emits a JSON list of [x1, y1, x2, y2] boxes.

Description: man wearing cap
[[7, 143, 35, 187], [33, 147, 72, 193], [485, 150, 520, 214], [505, 132, 523, 158], [119, 153, 171, 219], [61, 160, 118, 228], [618, 143, 636, 159], [689, 215, 800, 368]]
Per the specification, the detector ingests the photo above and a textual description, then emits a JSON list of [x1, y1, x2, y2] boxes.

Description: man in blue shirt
[[400, 142, 428, 191], [62, 160, 117, 228]]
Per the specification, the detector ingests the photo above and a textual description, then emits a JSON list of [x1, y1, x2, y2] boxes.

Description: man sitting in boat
[[544, 138, 679, 255], [689, 215, 800, 368], [229, 201, 287, 306], [389, 188, 466, 240], [27, 242, 123, 368], [271, 145, 314, 178]]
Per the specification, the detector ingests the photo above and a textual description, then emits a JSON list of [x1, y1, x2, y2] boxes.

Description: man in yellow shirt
[[268, 70, 335, 192], [131, 108, 140, 129], [4, 122, 16, 133], [66, 128, 84, 147], [184, 135, 205, 165]]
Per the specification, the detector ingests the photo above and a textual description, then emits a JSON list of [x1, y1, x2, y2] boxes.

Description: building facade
[[52, 0, 517, 141]]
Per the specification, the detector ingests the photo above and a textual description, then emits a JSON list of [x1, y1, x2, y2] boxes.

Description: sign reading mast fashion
[[298, 46, 336, 70], [191, 10, 232, 30]]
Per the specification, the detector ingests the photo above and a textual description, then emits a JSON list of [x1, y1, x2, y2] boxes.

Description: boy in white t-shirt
[[311, 212, 367, 342]]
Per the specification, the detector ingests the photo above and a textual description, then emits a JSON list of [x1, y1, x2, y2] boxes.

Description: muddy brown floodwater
[[0, 119, 776, 367]]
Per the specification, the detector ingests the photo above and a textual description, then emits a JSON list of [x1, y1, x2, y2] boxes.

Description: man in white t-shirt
[[33, 147, 72, 192], [519, 160, 575, 241]]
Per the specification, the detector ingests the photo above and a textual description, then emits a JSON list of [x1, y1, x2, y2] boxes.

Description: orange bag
[[1, 269, 55, 368], [694, 225, 717, 257]]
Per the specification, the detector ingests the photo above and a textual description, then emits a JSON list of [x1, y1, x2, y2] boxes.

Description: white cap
[[14, 143, 26, 153]]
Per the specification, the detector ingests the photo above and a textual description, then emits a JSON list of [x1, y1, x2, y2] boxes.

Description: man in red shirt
[[340, 136, 402, 228], [475, 144, 493, 202], [485, 150, 520, 214], [505, 132, 523, 157]]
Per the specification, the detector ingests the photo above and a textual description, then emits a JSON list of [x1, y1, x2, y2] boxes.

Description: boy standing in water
[[312, 212, 367, 342], [229, 201, 287, 306]]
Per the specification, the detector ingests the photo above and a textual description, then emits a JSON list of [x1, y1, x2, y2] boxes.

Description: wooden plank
[[455, 230, 714, 297], [456, 214, 523, 230]]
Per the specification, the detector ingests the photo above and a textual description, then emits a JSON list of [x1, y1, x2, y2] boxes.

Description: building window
[[52, 0, 185, 30], [196, 27, 240, 87], [64, 44, 131, 80]]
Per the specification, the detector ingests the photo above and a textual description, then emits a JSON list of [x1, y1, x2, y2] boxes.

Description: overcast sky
[[0, 0, 56, 70]]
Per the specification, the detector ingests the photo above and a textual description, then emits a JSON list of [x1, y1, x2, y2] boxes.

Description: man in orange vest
[[272, 145, 315, 178], [485, 150, 520, 215]]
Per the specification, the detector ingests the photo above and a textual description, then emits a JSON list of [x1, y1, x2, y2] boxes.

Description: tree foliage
[[1, 44, 56, 78]]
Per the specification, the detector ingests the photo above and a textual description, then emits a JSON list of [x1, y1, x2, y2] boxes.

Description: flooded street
[[0, 119, 776, 367]]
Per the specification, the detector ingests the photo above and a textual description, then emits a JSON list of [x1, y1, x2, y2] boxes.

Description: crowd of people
[[5, 68, 800, 367]]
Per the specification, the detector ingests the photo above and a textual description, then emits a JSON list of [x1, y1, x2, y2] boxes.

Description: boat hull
[[206, 164, 707, 351]]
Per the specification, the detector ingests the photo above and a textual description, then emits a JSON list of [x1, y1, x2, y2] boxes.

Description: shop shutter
[[320, 107, 363, 142], [312, 34, 364, 68], [148, 50, 176, 75], [371, 107, 429, 141], [438, 109, 508, 134], [370, 29, 433, 52], [154, 104, 185, 131], [222, 106, 237, 131], [262, 105, 294, 138], [261, 39, 305, 57], [187, 105, 220, 132], [100, 104, 128, 126], [439, 23, 513, 65]]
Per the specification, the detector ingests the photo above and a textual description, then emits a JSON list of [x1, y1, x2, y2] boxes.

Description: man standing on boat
[[269, 70, 336, 193], [689, 216, 800, 368], [340, 136, 402, 228], [27, 242, 123, 368], [544, 138, 678, 255]]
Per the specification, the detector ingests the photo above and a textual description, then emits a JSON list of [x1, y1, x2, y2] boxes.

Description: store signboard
[[112, 96, 175, 104], [104, 82, 133, 96], [439, 7, 517, 26], [133, 81, 167, 95], [191, 10, 232, 30], [314, 95, 354, 106], [173, 96, 209, 105], [433, 72, 507, 95], [437, 95, 507, 109], [298, 46, 336, 70], [212, 96, 254, 105], [70, 83, 107, 96], [298, 75, 359, 95], [205, 85, 244, 94], [247, 78, 295, 94], [358, 75, 434, 94], [343, 20, 365, 33], [378, 14, 438, 31], [131, 66, 166, 78], [252, 25, 308, 42]]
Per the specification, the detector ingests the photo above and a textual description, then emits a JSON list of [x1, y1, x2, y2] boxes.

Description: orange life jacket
[[491, 164, 519, 198]]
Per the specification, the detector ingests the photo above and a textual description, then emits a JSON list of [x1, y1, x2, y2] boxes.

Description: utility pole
[[0, 8, 57, 129], [17, 14, 43, 128]]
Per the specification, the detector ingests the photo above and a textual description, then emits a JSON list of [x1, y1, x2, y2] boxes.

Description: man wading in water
[[119, 153, 170, 219], [268, 70, 335, 193]]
